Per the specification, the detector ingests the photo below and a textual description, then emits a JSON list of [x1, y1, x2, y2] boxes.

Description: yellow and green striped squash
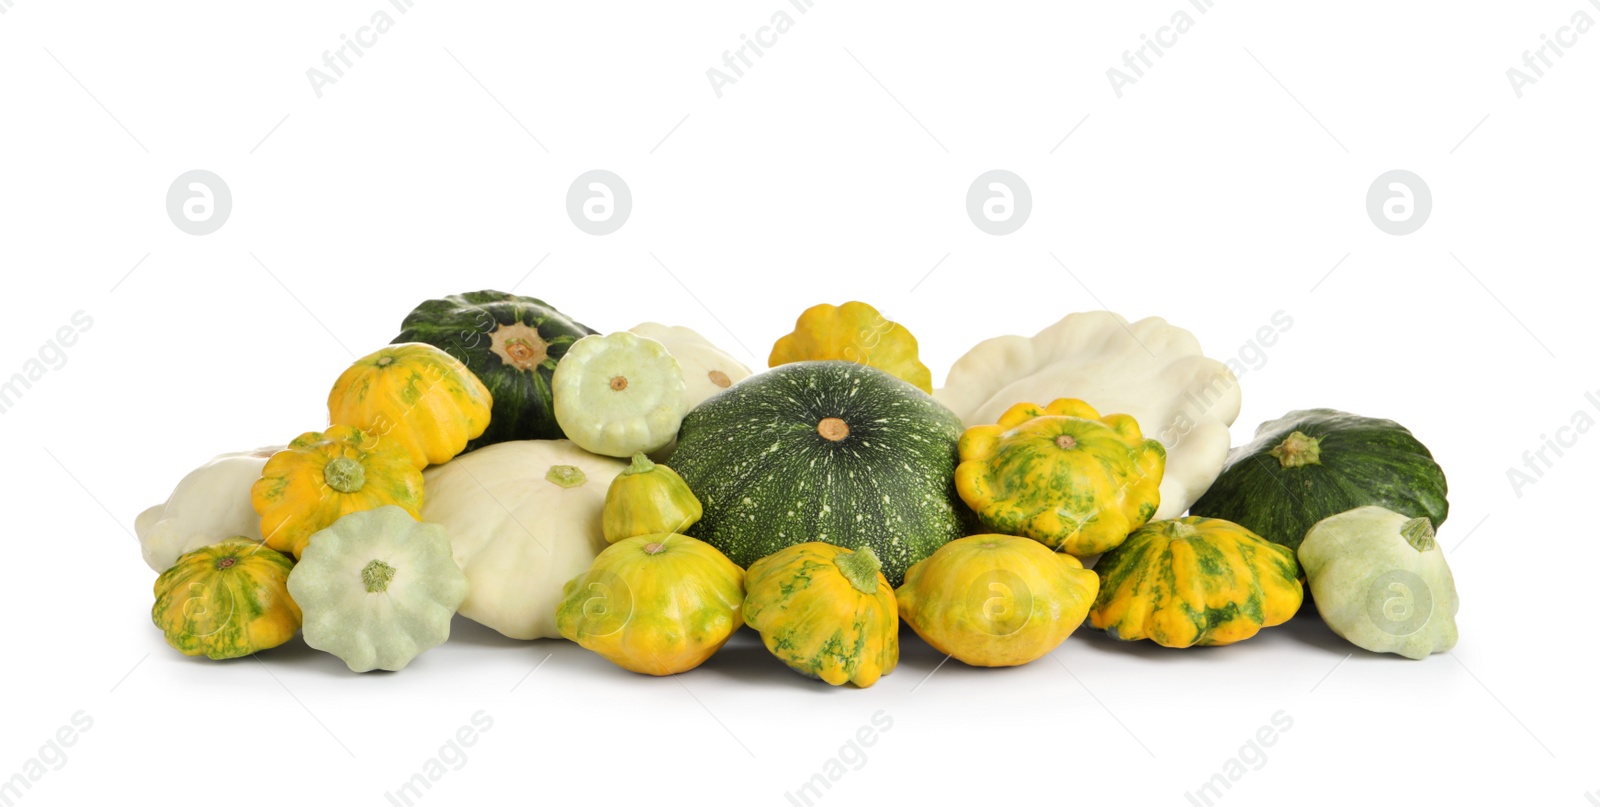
[[151, 538, 301, 660], [743, 543, 899, 688], [327, 342, 493, 470], [251, 425, 423, 559], [954, 398, 1165, 556], [1090, 516, 1303, 648]]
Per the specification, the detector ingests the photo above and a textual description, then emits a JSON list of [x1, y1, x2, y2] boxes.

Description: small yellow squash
[[601, 453, 703, 542], [151, 538, 302, 660], [327, 342, 494, 469], [896, 534, 1099, 667], [743, 543, 899, 687], [251, 425, 423, 558], [955, 398, 1164, 556], [768, 301, 933, 393], [1090, 516, 1303, 648], [556, 533, 745, 675]]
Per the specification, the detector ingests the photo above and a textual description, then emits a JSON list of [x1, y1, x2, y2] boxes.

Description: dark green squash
[[1188, 409, 1448, 553], [392, 290, 595, 449], [668, 360, 965, 587]]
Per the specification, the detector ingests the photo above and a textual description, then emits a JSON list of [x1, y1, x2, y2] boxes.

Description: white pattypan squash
[[288, 506, 468, 672], [553, 331, 688, 458], [935, 312, 1239, 519], [135, 446, 282, 572], [1299, 506, 1459, 660], [420, 440, 627, 639], [627, 322, 752, 410]]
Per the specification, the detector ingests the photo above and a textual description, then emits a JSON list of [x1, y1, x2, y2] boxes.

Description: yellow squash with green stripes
[[152, 538, 302, 660], [601, 453, 703, 542], [743, 543, 899, 687], [327, 342, 494, 469], [251, 425, 423, 559], [1090, 516, 1303, 647], [955, 398, 1164, 556]]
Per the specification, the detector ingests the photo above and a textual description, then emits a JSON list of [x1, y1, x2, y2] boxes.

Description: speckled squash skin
[[742, 543, 899, 687], [1090, 517, 1303, 648], [896, 534, 1099, 667], [955, 398, 1165, 556], [668, 360, 965, 587], [251, 425, 423, 559], [151, 538, 301, 660], [556, 533, 744, 675], [327, 342, 493, 469], [768, 301, 934, 393]]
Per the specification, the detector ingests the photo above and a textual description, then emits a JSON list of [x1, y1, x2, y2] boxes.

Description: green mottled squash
[[1090, 517, 1303, 648], [743, 543, 899, 687], [392, 290, 596, 449], [1189, 409, 1448, 553], [556, 533, 744, 675], [602, 453, 702, 542], [668, 360, 965, 587], [151, 538, 301, 660]]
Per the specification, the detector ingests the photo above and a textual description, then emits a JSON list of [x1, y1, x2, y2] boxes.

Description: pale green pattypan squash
[[1298, 506, 1459, 659], [935, 311, 1241, 519], [136, 446, 282, 572], [553, 331, 688, 458], [287, 506, 468, 672]]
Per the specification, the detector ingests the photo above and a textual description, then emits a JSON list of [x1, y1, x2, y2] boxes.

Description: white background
[[2, 1, 1595, 804]]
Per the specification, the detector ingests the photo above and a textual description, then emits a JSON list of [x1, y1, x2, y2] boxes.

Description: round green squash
[[668, 360, 965, 587], [1189, 409, 1448, 553], [392, 290, 596, 449]]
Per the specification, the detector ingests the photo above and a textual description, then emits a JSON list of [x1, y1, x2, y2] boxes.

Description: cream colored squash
[[135, 447, 282, 572], [935, 312, 1240, 519], [627, 322, 751, 409], [420, 440, 627, 639]]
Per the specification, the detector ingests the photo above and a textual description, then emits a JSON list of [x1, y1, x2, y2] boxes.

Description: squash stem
[[625, 452, 656, 475], [1400, 517, 1436, 552], [362, 559, 396, 593], [324, 457, 366, 493], [833, 547, 882, 594], [1268, 431, 1322, 468]]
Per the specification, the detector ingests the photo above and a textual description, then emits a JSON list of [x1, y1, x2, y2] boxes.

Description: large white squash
[[135, 447, 281, 572], [935, 312, 1239, 520], [421, 440, 627, 639], [627, 322, 751, 410]]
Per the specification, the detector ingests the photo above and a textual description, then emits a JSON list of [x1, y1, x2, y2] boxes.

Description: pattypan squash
[[896, 534, 1100, 667], [602, 453, 702, 542], [768, 301, 933, 393], [628, 322, 752, 410], [251, 425, 423, 559], [556, 533, 745, 675], [743, 543, 899, 687], [936, 311, 1241, 519], [287, 506, 468, 672], [421, 439, 627, 639], [955, 398, 1164, 556], [552, 331, 688, 458], [327, 342, 494, 469], [152, 538, 301, 660], [1091, 517, 1303, 648], [137, 446, 281, 572], [1298, 506, 1459, 659]]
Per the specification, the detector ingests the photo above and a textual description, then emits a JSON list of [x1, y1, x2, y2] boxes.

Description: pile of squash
[[137, 293, 1459, 682]]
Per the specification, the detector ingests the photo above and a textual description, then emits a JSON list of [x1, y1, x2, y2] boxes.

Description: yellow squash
[[896, 534, 1099, 667], [601, 453, 703, 542], [743, 543, 899, 687], [955, 398, 1164, 556], [768, 301, 933, 393], [151, 538, 302, 660], [556, 533, 745, 675], [251, 425, 423, 558], [1090, 516, 1303, 648], [327, 342, 493, 469]]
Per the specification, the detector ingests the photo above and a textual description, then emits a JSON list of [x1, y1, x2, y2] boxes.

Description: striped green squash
[[1189, 409, 1449, 553], [392, 290, 596, 449], [1090, 517, 1302, 648], [152, 538, 302, 660], [667, 360, 966, 587]]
